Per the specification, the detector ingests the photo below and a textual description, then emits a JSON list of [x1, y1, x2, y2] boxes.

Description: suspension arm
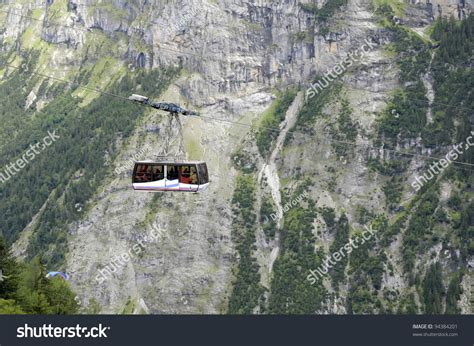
[[129, 94, 199, 116]]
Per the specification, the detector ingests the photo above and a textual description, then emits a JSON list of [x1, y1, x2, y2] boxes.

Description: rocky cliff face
[[1, 0, 472, 314]]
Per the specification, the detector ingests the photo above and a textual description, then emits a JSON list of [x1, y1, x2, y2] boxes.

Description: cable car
[[132, 160, 209, 192]]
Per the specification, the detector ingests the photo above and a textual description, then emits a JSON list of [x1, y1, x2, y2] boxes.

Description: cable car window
[[151, 165, 164, 181], [134, 164, 153, 183], [198, 163, 209, 184], [167, 165, 179, 180], [179, 165, 198, 184], [179, 166, 190, 184], [179, 166, 189, 184]]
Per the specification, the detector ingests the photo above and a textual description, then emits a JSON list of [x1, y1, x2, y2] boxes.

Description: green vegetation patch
[[256, 89, 296, 158], [0, 236, 78, 314], [268, 189, 326, 314], [228, 174, 265, 314]]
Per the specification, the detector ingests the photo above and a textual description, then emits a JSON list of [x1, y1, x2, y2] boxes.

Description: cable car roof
[[134, 160, 207, 165]]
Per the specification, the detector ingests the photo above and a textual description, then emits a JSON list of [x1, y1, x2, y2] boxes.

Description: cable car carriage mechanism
[[128, 94, 210, 193]]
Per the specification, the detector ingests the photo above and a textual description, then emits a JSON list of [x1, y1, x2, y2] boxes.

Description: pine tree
[[423, 263, 445, 314], [0, 236, 20, 300], [0, 299, 25, 314], [17, 257, 54, 314], [445, 271, 463, 314]]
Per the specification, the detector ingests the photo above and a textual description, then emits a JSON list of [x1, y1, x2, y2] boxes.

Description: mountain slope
[[0, 0, 472, 314]]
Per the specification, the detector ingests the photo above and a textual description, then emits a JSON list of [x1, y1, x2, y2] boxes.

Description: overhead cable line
[[2, 61, 472, 171]]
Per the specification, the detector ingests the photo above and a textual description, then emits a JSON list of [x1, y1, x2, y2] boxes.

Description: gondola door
[[165, 164, 180, 191]]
